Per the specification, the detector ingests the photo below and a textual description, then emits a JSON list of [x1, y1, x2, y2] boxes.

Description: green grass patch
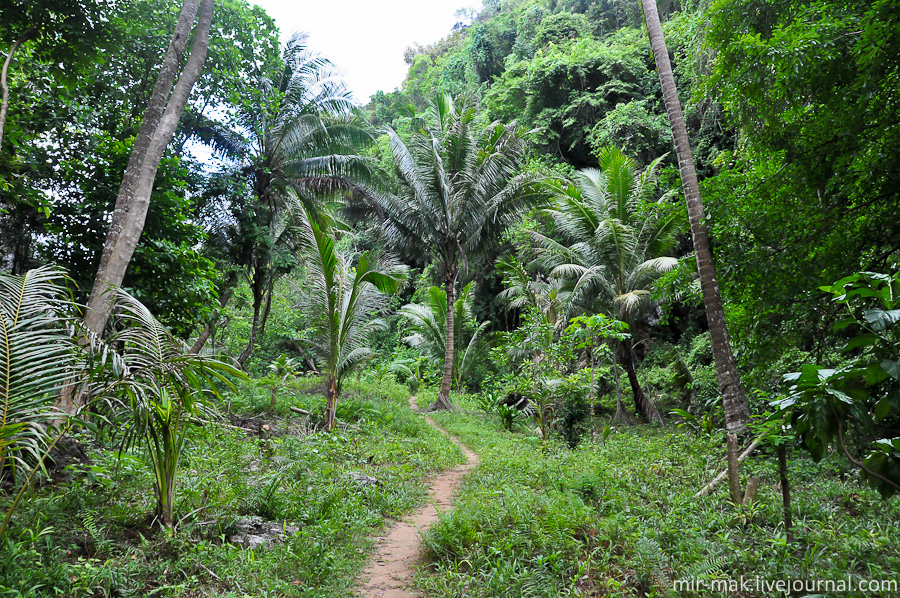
[[421, 411, 900, 597], [0, 378, 464, 597]]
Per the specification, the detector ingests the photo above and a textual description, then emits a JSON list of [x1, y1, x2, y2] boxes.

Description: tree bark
[[257, 276, 275, 339], [620, 340, 662, 424], [431, 278, 456, 411], [726, 432, 743, 504], [695, 436, 760, 497], [741, 476, 759, 506], [777, 444, 794, 543], [324, 375, 338, 431], [610, 346, 634, 425], [0, 31, 35, 151], [237, 261, 266, 367], [640, 0, 749, 432], [237, 296, 261, 367], [83, 0, 214, 338]]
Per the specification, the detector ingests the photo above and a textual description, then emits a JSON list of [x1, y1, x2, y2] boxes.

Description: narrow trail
[[355, 398, 478, 598]]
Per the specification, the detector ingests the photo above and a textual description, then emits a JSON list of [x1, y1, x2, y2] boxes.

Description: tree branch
[[836, 419, 900, 494], [694, 437, 761, 497], [0, 30, 36, 150]]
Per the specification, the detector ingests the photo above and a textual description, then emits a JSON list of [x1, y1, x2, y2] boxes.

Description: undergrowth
[[0, 378, 463, 597], [422, 411, 900, 598]]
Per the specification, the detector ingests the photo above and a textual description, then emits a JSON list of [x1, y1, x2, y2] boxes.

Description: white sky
[[250, 0, 475, 104]]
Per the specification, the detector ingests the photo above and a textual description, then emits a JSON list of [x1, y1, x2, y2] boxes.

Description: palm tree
[[205, 33, 375, 366], [104, 289, 241, 529], [532, 147, 683, 422], [497, 254, 570, 330], [0, 266, 241, 532], [372, 92, 545, 410], [296, 207, 406, 431], [400, 282, 492, 392], [639, 0, 750, 432]]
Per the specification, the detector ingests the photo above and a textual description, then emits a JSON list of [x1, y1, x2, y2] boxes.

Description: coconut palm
[[371, 92, 545, 410], [203, 32, 376, 366], [640, 0, 750, 432], [103, 289, 241, 529], [497, 254, 570, 330], [532, 147, 683, 423], [296, 207, 406, 431]]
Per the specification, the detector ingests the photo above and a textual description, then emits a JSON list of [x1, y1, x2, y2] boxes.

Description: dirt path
[[355, 399, 478, 598]]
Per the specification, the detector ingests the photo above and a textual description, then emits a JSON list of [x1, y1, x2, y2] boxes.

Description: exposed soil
[[355, 398, 478, 598]]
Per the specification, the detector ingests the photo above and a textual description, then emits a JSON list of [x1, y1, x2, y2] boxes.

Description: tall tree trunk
[[620, 340, 662, 424], [83, 0, 214, 338], [431, 278, 456, 411], [777, 444, 794, 543], [236, 244, 272, 366], [640, 0, 749, 432], [0, 31, 35, 151], [611, 349, 634, 425], [190, 284, 234, 354], [257, 276, 275, 339]]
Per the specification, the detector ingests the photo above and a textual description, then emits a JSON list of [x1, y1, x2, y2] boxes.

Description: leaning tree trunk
[[237, 296, 262, 368], [619, 340, 662, 424], [640, 0, 749, 432], [431, 278, 456, 411], [83, 0, 214, 339], [257, 276, 275, 339], [190, 284, 234, 354], [611, 349, 634, 425]]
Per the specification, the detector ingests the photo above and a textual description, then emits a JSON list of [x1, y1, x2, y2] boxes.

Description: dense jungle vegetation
[[1, 0, 899, 595]]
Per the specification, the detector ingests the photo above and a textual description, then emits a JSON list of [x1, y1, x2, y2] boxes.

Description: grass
[[0, 377, 464, 597], [420, 410, 900, 598], [4, 378, 898, 597]]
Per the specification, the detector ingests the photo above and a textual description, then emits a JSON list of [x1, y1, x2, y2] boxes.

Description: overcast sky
[[250, 0, 474, 104]]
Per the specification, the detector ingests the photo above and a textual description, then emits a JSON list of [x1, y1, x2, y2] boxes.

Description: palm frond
[[538, 149, 684, 323], [0, 266, 77, 482]]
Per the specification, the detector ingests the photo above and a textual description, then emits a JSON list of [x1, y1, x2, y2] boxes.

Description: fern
[[682, 556, 728, 580], [634, 536, 671, 595]]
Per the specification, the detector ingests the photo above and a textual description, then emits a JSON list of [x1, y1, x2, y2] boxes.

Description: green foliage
[[701, 0, 900, 368], [425, 411, 900, 597], [200, 31, 375, 364], [670, 408, 719, 436], [555, 376, 590, 448], [778, 272, 900, 497], [295, 207, 406, 429], [0, 266, 243, 537], [587, 99, 672, 166], [372, 92, 546, 405], [484, 31, 656, 166], [0, 0, 280, 336], [401, 282, 492, 392], [532, 12, 590, 49], [0, 267, 75, 485], [0, 377, 464, 596], [495, 402, 523, 433], [100, 289, 244, 528], [533, 147, 683, 322]]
